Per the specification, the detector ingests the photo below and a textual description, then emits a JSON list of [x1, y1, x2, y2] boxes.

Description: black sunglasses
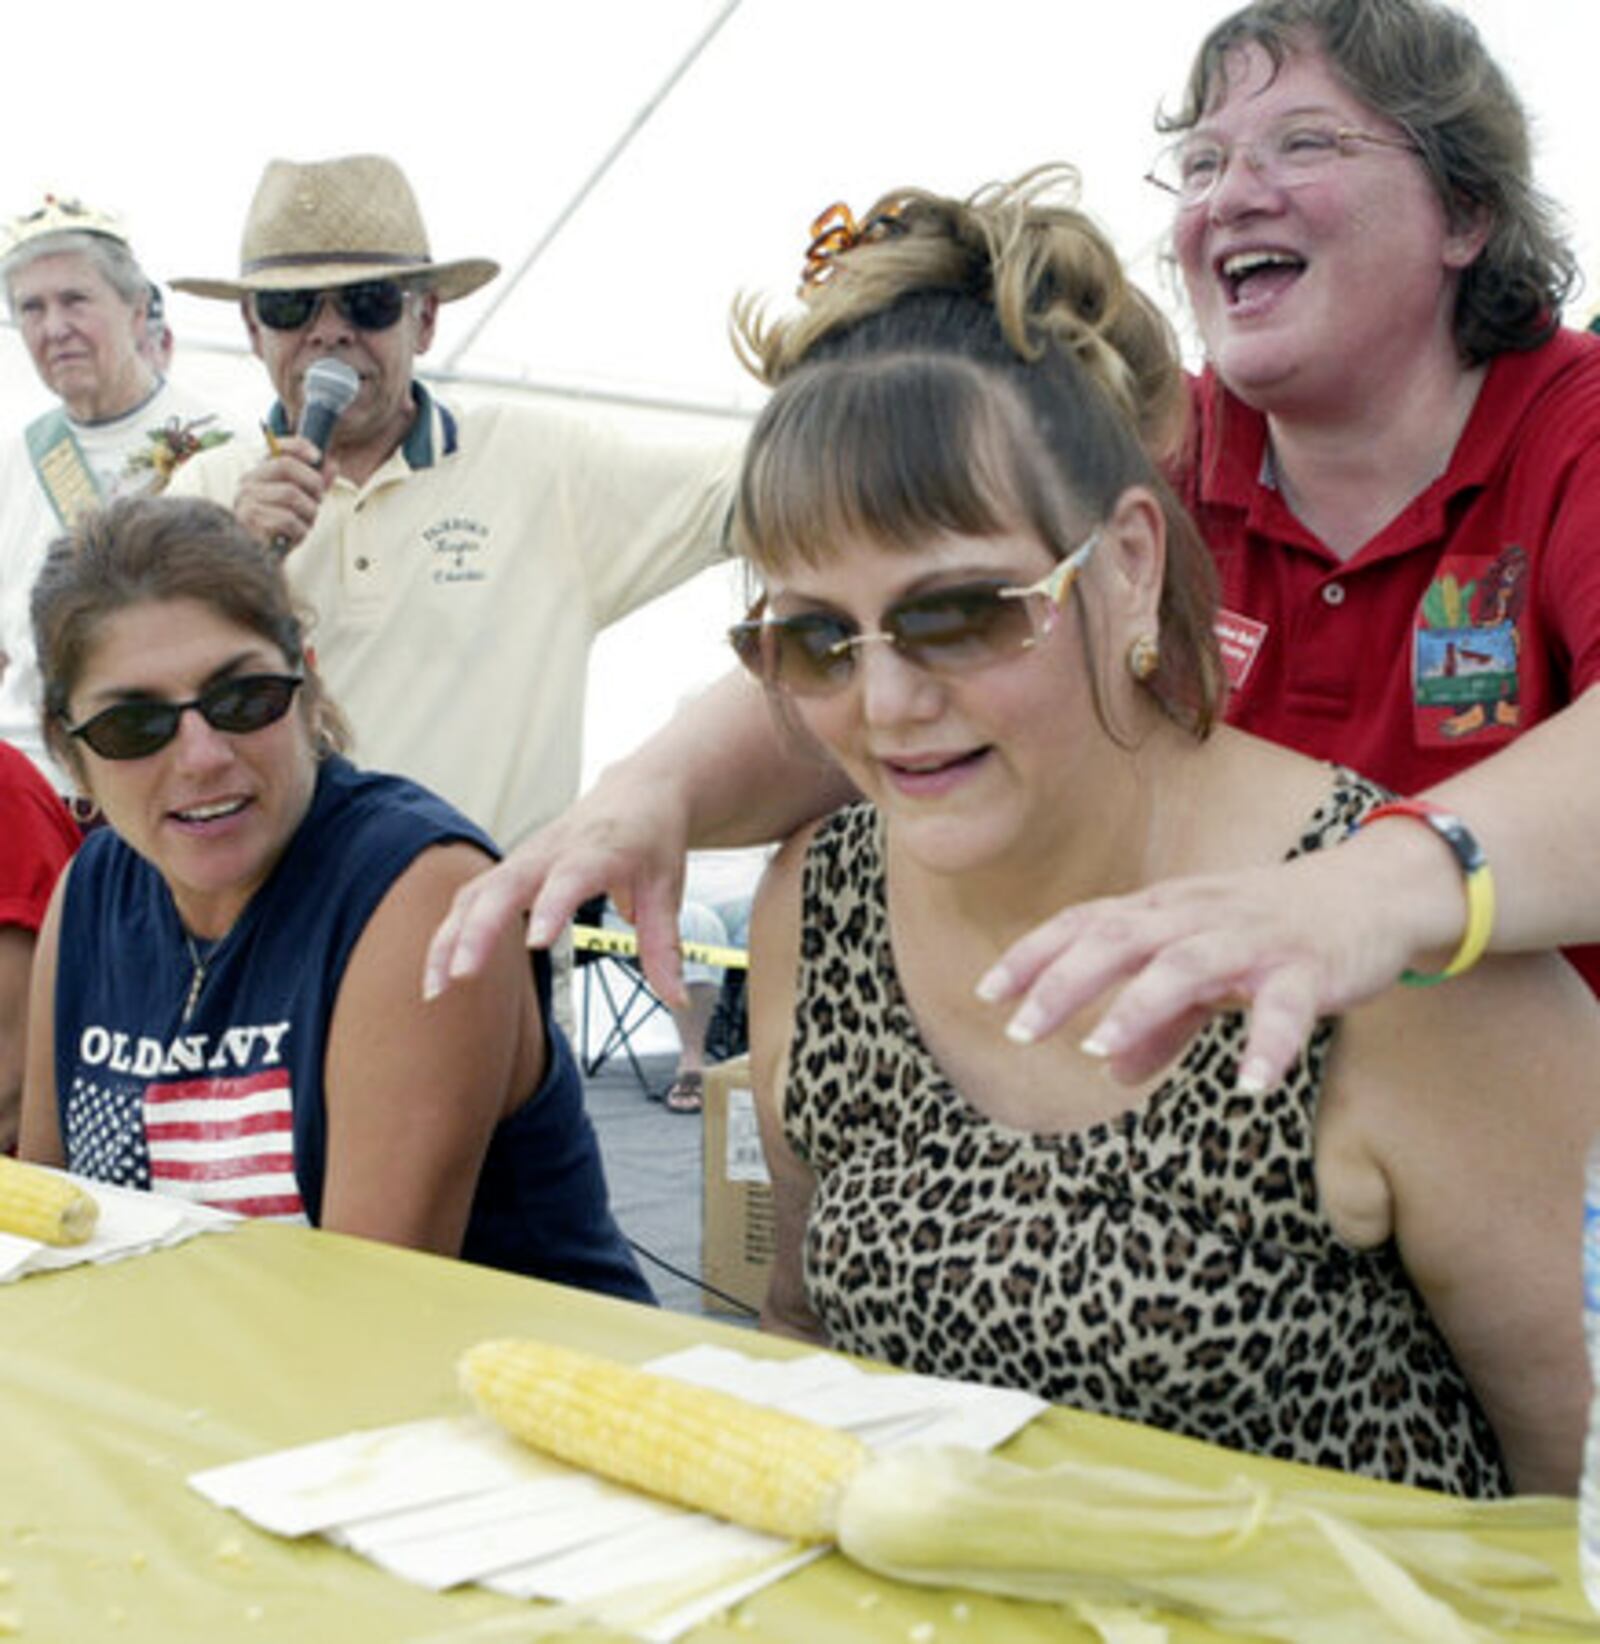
[[252, 280, 410, 333], [65, 674, 305, 761]]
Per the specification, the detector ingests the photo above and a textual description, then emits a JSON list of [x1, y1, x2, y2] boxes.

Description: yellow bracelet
[[1356, 800, 1496, 986]]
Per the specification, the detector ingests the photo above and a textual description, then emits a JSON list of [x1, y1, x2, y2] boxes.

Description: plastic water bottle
[[1580, 1135, 1600, 1609]]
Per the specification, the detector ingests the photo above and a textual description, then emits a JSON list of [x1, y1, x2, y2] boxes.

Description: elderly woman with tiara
[[723, 168, 1597, 1498]]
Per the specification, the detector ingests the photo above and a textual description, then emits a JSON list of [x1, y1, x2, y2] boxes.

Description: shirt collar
[[266, 380, 459, 470], [1192, 332, 1591, 523]]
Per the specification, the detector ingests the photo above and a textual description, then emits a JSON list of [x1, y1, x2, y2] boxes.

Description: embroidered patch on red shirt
[[1411, 546, 1527, 750]]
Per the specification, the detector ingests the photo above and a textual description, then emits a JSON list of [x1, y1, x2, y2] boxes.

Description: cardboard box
[[701, 1056, 775, 1316]]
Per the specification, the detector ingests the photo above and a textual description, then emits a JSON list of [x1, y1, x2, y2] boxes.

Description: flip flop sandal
[[663, 1071, 704, 1114]]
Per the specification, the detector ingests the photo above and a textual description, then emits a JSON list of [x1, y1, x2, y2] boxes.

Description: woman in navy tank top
[[17, 494, 650, 1305]]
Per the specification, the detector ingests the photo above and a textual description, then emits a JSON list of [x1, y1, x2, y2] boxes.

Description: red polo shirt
[[1179, 325, 1600, 990]]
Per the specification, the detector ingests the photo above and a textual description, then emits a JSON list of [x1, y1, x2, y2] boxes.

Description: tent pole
[[440, 0, 746, 373]]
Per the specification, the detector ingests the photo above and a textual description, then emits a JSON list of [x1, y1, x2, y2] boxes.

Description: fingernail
[[974, 967, 1009, 1004], [421, 971, 442, 1003], [1235, 1058, 1270, 1097], [1080, 1022, 1124, 1060], [1004, 1014, 1038, 1045]]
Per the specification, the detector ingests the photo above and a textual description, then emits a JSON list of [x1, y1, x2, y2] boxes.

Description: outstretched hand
[[975, 841, 1440, 1094], [424, 778, 694, 1008]]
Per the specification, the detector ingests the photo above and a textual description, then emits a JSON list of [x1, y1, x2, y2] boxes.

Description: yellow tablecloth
[[0, 1219, 1592, 1642]]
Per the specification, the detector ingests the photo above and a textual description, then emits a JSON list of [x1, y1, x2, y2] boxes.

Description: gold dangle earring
[[1127, 633, 1160, 682]]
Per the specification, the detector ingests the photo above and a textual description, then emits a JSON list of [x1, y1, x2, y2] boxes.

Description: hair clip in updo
[[799, 199, 906, 291]]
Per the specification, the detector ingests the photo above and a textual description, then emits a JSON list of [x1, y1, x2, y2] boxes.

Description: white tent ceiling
[[5, 0, 1594, 419]]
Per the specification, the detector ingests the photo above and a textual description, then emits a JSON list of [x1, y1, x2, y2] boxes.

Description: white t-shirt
[[0, 378, 242, 785]]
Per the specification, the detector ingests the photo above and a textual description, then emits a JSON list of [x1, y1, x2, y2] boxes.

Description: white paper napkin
[[0, 1167, 239, 1282], [190, 1344, 1048, 1639]]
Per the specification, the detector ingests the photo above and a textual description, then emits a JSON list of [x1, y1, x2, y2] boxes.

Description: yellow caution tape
[[570, 924, 749, 970]]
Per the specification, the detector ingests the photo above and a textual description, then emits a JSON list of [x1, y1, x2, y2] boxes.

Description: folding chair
[[570, 896, 669, 1091]]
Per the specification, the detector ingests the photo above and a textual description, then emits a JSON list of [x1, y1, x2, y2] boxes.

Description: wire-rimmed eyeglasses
[[1145, 118, 1422, 209]]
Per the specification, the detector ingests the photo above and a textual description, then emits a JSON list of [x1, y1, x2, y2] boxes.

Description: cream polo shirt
[[169, 386, 740, 848]]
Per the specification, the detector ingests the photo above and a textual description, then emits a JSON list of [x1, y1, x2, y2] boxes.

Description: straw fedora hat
[[170, 154, 499, 302]]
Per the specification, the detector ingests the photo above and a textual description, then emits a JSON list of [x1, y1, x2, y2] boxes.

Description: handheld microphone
[[268, 357, 361, 554], [296, 357, 360, 461]]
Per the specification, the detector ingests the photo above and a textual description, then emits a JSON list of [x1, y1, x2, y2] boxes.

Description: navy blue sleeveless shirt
[[54, 755, 652, 1305]]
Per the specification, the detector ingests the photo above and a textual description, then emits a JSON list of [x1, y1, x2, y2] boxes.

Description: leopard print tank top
[[786, 770, 1509, 1497]]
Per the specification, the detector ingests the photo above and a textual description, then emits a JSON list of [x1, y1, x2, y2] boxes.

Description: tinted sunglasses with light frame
[[729, 530, 1100, 699], [252, 279, 411, 333], [64, 674, 305, 761]]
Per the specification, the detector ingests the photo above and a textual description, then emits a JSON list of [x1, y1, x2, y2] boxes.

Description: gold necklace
[[182, 932, 217, 1025]]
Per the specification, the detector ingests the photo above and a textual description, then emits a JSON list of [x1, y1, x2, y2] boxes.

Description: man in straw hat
[[168, 153, 737, 859], [0, 195, 238, 791]]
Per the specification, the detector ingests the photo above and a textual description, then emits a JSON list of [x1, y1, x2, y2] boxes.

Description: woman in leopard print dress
[[728, 169, 1600, 1499]]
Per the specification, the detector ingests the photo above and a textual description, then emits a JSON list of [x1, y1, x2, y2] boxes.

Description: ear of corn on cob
[[460, 1337, 1599, 1641], [0, 1157, 100, 1245], [458, 1338, 865, 1542]]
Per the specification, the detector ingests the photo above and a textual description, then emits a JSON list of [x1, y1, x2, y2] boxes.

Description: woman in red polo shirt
[[426, 0, 1600, 1100]]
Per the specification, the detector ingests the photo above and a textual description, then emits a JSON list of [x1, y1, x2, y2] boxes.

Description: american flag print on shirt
[[142, 1069, 304, 1218], [66, 1074, 153, 1190]]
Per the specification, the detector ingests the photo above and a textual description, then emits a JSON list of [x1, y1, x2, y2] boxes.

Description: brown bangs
[[735, 354, 1071, 576]]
